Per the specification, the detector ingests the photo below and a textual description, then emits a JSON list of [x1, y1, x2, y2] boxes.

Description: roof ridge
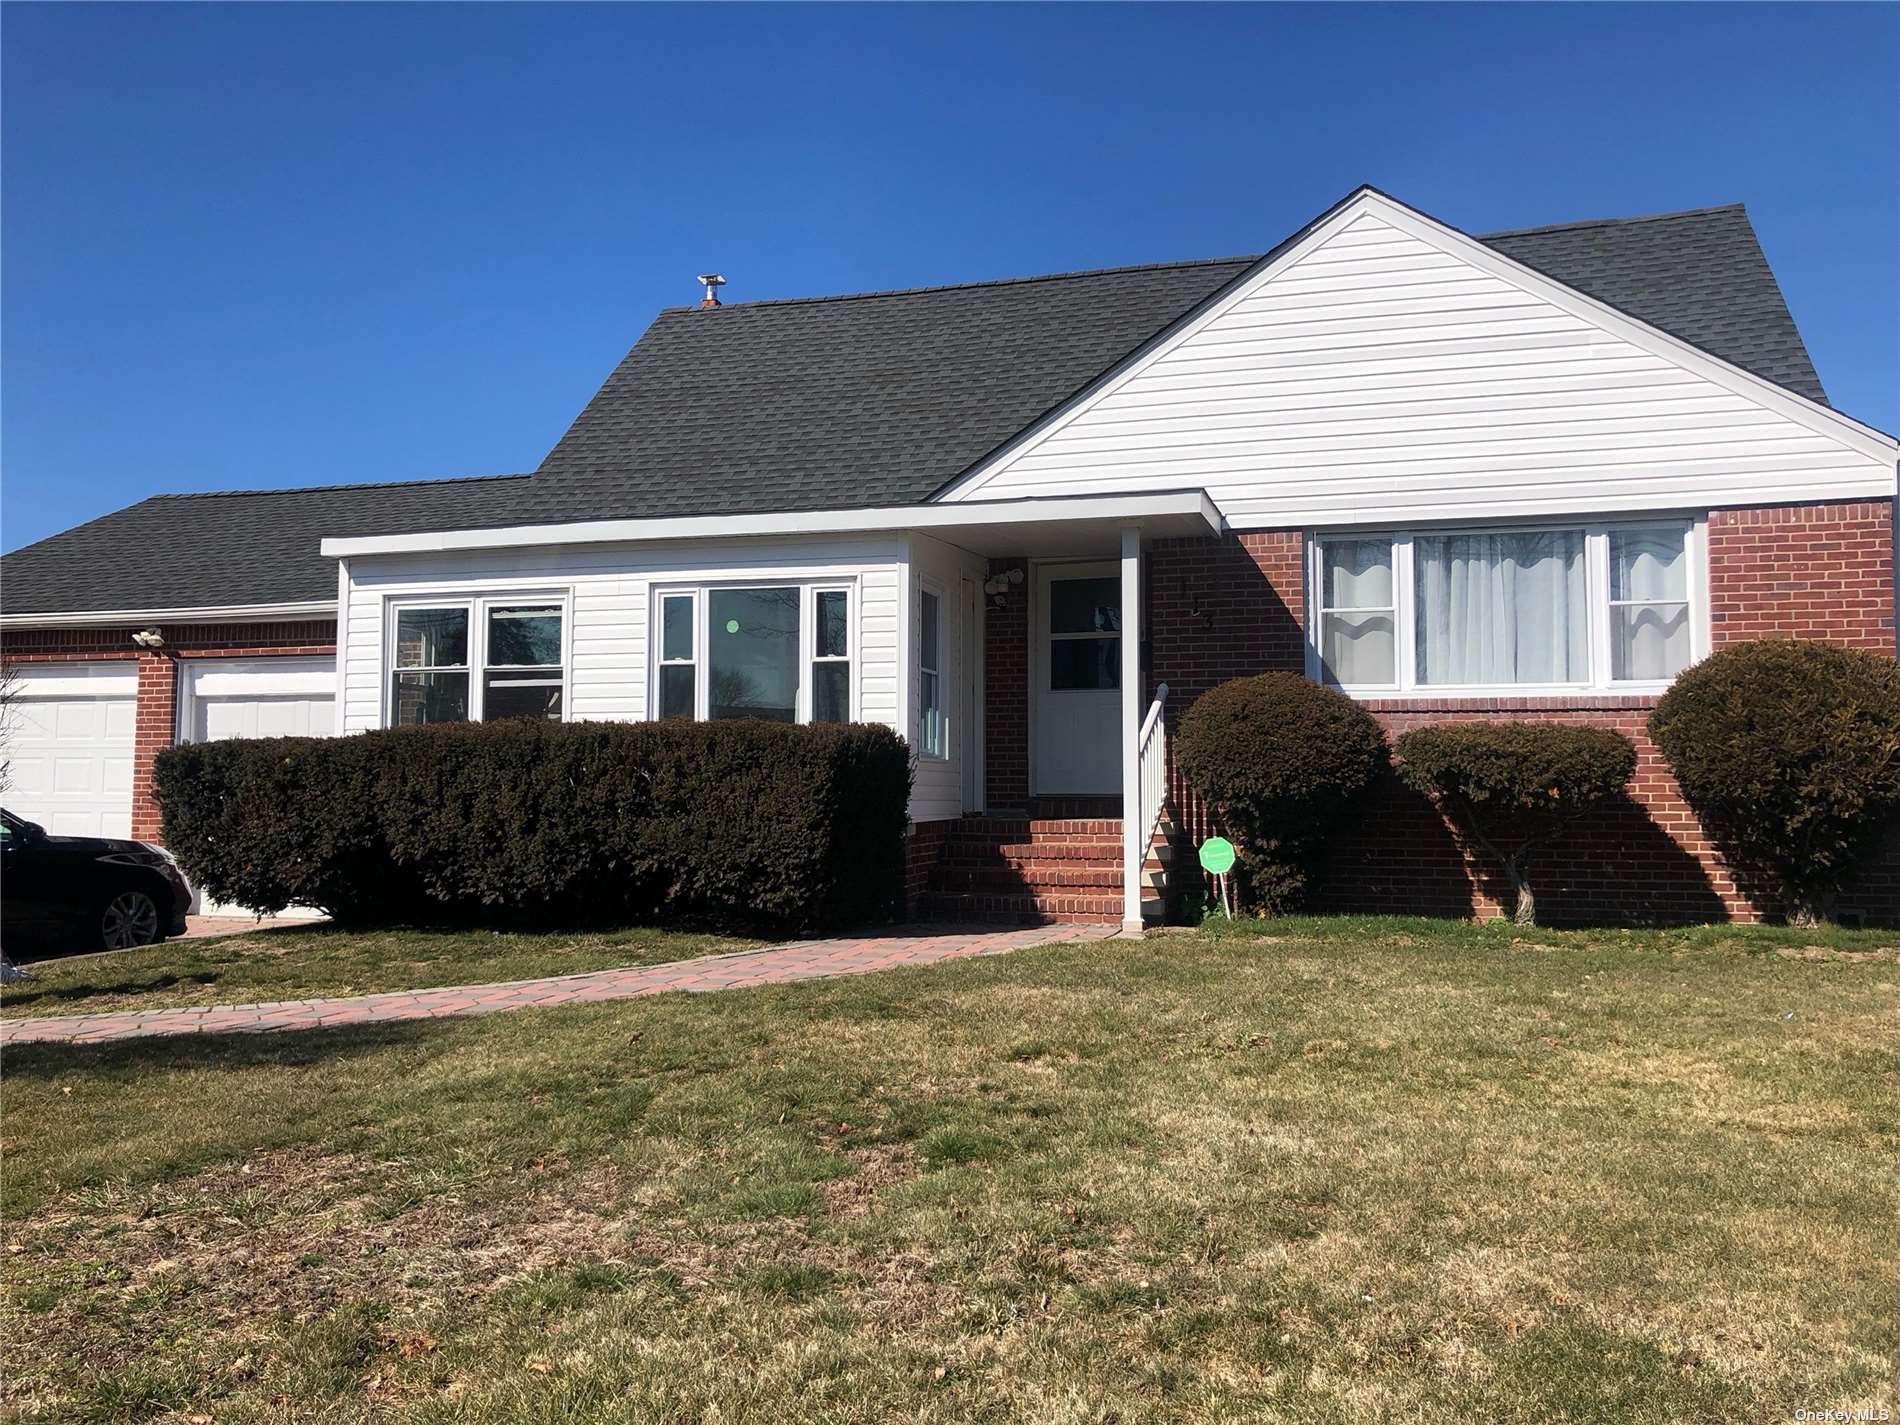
[[655, 203, 1753, 315], [656, 253, 1263, 315], [1480, 202, 1747, 240], [146, 472, 532, 502]]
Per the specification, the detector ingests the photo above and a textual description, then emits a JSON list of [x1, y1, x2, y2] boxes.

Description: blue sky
[[4, 2, 1895, 552]]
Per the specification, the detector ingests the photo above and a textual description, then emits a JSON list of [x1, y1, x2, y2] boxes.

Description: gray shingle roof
[[1, 475, 530, 616], [2, 195, 1839, 619], [1483, 203, 1826, 404], [520, 199, 1831, 524]]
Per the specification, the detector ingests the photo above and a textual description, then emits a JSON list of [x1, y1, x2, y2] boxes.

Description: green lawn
[[0, 924, 758, 1018], [2, 916, 1893, 1423]]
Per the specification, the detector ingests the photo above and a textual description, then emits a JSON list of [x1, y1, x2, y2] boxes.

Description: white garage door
[[180, 657, 336, 743], [7, 663, 139, 839], [179, 657, 336, 919]]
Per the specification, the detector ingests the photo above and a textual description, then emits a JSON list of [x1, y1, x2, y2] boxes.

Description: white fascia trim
[[0, 599, 338, 631], [318, 489, 1226, 558], [934, 188, 1896, 505]]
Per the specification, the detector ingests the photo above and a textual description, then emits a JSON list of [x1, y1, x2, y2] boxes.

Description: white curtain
[[1416, 531, 1586, 685], [1320, 539, 1396, 685]]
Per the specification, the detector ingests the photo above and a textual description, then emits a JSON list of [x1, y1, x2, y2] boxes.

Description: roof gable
[[936, 189, 1892, 523]]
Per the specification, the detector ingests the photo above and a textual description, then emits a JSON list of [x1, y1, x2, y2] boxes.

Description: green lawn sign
[[1198, 836, 1236, 919]]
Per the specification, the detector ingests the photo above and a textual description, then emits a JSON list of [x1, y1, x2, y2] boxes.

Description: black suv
[[1, 809, 191, 954]]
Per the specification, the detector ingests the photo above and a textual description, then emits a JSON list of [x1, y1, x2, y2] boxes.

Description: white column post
[[1120, 525, 1143, 934]]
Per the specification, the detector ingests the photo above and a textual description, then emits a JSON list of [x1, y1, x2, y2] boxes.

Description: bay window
[[388, 596, 566, 725], [1310, 520, 1701, 694], [651, 582, 853, 724]]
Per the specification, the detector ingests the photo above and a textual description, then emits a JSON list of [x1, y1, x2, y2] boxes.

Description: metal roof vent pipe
[[697, 273, 726, 308]]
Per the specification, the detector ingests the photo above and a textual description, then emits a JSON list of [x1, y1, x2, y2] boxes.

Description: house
[[4, 187, 1896, 927]]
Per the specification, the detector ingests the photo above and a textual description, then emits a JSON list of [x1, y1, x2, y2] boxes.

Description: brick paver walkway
[[0, 923, 1115, 1047]]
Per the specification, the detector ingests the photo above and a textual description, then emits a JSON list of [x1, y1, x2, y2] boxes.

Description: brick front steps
[[918, 813, 1176, 925]]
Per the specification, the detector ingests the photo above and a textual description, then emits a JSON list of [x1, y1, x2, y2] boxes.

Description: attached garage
[[7, 663, 139, 839], [179, 657, 335, 743]]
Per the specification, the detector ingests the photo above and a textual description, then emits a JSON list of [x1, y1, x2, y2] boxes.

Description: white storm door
[[7, 662, 139, 838], [1032, 562, 1122, 795]]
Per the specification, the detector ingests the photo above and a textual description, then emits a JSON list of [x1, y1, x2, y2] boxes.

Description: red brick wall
[[904, 817, 954, 915], [980, 501, 1896, 926], [1707, 500, 1894, 650], [983, 560, 1030, 809], [1147, 532, 1304, 709], [2, 620, 338, 844]]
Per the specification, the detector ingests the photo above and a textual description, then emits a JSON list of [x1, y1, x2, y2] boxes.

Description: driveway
[[0, 922, 1117, 1045]]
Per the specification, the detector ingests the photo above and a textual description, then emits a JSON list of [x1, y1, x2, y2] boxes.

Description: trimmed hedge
[[1649, 639, 1900, 925], [153, 719, 913, 935], [1394, 722, 1636, 926], [1174, 672, 1388, 913]]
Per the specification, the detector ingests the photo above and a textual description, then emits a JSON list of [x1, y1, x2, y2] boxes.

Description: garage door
[[7, 663, 139, 839], [180, 658, 336, 743], [180, 657, 335, 918]]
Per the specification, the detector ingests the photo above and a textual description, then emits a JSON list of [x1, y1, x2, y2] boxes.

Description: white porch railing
[[1137, 681, 1170, 857]]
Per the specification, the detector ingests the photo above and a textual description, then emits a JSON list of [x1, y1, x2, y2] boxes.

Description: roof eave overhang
[[0, 599, 338, 632], [318, 489, 1228, 560]]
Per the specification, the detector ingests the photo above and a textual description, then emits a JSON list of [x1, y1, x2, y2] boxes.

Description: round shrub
[[1174, 672, 1387, 912], [1395, 722, 1636, 926], [1648, 639, 1900, 925]]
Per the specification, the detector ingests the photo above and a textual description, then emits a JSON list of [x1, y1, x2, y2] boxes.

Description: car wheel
[[99, 890, 163, 950]]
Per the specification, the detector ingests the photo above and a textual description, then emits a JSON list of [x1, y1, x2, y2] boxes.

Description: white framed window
[[811, 586, 852, 724], [918, 584, 945, 758], [386, 593, 569, 726], [657, 591, 698, 719], [648, 580, 854, 725], [1307, 519, 1704, 697]]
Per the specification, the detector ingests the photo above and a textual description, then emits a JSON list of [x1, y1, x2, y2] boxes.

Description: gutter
[[0, 599, 338, 632]]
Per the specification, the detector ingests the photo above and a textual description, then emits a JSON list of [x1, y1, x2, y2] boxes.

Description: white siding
[[944, 201, 1893, 525], [340, 535, 905, 735], [906, 534, 985, 823]]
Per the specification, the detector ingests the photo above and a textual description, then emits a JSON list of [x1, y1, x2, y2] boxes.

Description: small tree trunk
[[1508, 852, 1537, 927], [1786, 889, 1831, 928]]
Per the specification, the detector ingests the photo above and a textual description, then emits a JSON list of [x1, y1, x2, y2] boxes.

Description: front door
[[1032, 562, 1121, 794]]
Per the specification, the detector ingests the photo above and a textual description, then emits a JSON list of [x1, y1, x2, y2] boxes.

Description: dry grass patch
[[1, 914, 1893, 1422]]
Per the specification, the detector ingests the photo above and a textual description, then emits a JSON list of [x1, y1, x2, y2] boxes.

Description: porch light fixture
[[131, 627, 165, 650], [982, 567, 1025, 605]]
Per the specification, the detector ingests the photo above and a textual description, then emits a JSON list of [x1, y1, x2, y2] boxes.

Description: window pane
[[1321, 611, 1396, 685], [1415, 530, 1586, 685], [816, 590, 849, 660], [391, 669, 469, 725], [487, 606, 562, 667], [813, 661, 850, 723], [659, 664, 696, 719], [1050, 637, 1119, 691], [1323, 540, 1393, 609], [662, 595, 694, 663], [919, 590, 939, 669], [1610, 527, 1688, 603], [708, 587, 799, 722], [1612, 604, 1690, 682], [920, 669, 942, 756], [483, 674, 562, 722], [394, 608, 468, 669], [1049, 577, 1120, 636]]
